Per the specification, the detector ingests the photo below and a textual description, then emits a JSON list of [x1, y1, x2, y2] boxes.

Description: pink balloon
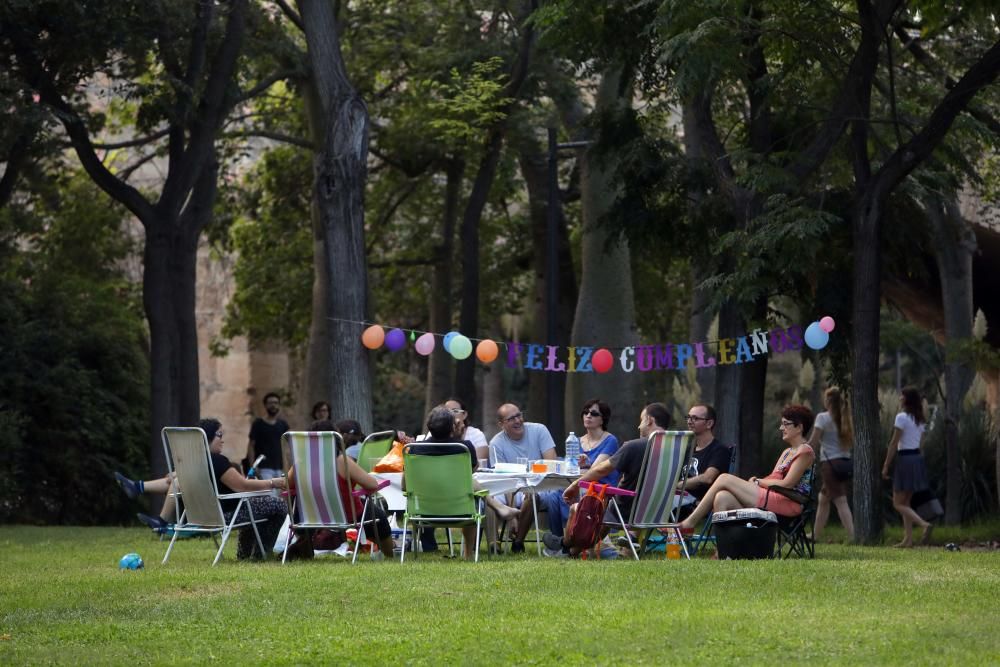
[[415, 332, 435, 356], [819, 316, 835, 333]]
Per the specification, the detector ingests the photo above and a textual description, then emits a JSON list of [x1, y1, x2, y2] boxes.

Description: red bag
[[565, 483, 608, 554]]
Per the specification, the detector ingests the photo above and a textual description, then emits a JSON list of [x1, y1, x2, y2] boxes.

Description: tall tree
[[2, 0, 257, 478], [295, 0, 375, 430]]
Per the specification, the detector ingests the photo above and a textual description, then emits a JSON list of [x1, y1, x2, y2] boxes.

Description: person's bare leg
[[485, 495, 518, 522], [712, 490, 743, 512], [814, 490, 831, 540], [142, 476, 172, 494], [832, 495, 855, 541], [680, 474, 759, 530], [514, 494, 534, 543], [892, 490, 924, 547], [462, 525, 477, 559]]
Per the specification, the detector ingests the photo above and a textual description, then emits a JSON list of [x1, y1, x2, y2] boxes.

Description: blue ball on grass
[[119, 552, 144, 570]]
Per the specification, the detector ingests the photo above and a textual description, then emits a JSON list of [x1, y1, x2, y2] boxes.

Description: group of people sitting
[[113, 390, 833, 561]]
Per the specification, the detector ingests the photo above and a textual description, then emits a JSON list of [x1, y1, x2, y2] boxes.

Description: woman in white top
[[882, 387, 933, 547], [444, 398, 489, 461], [809, 387, 855, 541]]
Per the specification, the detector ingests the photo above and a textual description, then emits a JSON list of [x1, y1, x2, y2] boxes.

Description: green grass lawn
[[1, 524, 999, 665]]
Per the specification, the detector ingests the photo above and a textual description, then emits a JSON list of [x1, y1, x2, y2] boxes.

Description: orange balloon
[[361, 325, 385, 350], [476, 339, 499, 364]]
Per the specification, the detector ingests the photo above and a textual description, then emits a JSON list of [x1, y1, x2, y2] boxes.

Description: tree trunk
[[454, 0, 536, 406], [297, 0, 373, 431], [565, 71, 640, 431], [851, 193, 885, 545], [426, 159, 462, 413], [714, 300, 742, 454], [520, 142, 575, 441], [926, 196, 976, 524], [738, 299, 769, 476], [301, 83, 330, 423]]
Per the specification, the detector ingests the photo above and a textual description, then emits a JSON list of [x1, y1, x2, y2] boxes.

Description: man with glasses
[[488, 403, 557, 553], [680, 404, 731, 503]]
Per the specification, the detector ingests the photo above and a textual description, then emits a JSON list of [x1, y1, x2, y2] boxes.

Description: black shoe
[[543, 532, 565, 551], [136, 513, 168, 531], [511, 540, 525, 554], [115, 472, 141, 499]]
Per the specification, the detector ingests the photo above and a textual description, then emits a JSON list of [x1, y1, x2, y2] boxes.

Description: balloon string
[[328, 316, 819, 353]]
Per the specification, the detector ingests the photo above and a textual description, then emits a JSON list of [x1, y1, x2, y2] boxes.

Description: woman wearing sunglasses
[[541, 399, 620, 549], [679, 405, 815, 532]]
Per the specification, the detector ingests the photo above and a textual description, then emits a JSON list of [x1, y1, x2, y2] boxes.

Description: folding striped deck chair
[[603, 429, 694, 560], [161, 427, 272, 566], [281, 431, 389, 564]]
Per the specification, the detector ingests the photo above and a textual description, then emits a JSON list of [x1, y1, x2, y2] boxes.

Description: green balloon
[[450, 334, 473, 360]]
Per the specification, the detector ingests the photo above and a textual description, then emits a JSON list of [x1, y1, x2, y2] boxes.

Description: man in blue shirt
[[488, 403, 557, 552]]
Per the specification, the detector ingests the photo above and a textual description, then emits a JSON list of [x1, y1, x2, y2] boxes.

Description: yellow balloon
[[361, 325, 385, 350], [476, 339, 499, 364]]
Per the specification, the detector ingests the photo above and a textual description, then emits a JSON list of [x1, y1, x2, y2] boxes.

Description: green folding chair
[[603, 430, 694, 560], [400, 443, 488, 562], [356, 430, 397, 472]]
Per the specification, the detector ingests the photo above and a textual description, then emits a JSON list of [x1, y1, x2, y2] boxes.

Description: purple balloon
[[385, 328, 407, 351]]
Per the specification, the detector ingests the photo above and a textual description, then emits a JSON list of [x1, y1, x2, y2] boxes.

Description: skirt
[[224, 495, 287, 560], [893, 450, 929, 492]]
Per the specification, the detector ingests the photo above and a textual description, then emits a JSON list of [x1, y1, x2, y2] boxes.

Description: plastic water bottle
[[666, 532, 681, 560], [565, 432, 581, 474]]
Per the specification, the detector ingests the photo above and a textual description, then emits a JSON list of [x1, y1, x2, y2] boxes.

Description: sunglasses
[[780, 419, 798, 428], [582, 410, 602, 418]]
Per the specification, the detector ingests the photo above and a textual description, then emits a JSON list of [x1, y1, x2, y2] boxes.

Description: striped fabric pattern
[[285, 431, 349, 527], [630, 430, 693, 527]]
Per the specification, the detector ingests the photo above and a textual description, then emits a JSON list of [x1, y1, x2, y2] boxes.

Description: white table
[[372, 471, 578, 555]]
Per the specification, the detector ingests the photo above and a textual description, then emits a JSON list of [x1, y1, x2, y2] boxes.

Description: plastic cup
[[478, 458, 489, 471], [517, 457, 529, 472], [531, 461, 547, 473]]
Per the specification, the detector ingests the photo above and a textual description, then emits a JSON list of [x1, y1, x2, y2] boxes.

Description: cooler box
[[712, 508, 777, 560]]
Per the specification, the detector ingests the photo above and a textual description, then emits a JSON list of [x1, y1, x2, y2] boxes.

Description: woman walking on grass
[[810, 387, 855, 542], [882, 387, 934, 547]]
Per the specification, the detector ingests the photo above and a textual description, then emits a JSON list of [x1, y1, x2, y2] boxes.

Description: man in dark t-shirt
[[543, 403, 673, 556], [246, 392, 289, 480], [679, 404, 731, 500]]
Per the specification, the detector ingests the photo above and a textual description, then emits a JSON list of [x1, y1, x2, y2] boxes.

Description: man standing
[[489, 403, 558, 552], [545, 403, 672, 557], [679, 404, 731, 501], [246, 392, 289, 480]]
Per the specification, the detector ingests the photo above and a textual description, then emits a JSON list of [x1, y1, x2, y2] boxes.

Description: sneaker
[[136, 513, 168, 531], [543, 547, 568, 558], [115, 472, 141, 500], [510, 540, 525, 554], [542, 532, 565, 552]]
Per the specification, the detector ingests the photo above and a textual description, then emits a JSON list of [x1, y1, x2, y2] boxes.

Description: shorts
[[757, 486, 803, 518], [820, 459, 851, 499]]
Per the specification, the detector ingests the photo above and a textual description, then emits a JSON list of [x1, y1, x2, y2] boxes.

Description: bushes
[[0, 174, 149, 525]]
